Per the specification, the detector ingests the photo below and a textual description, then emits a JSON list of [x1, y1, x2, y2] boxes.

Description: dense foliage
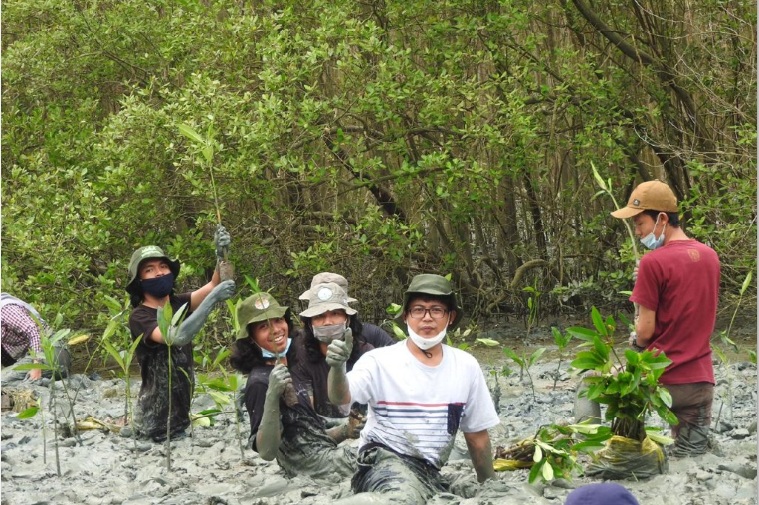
[[3, 0, 755, 348]]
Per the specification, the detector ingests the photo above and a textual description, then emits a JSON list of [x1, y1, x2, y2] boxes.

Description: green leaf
[[17, 406, 39, 419], [541, 460, 554, 481], [740, 271, 753, 295], [533, 444, 543, 462], [178, 123, 204, 144], [475, 338, 500, 347]]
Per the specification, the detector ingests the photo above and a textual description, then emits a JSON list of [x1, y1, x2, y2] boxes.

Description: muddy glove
[[266, 364, 292, 400], [164, 280, 236, 347], [214, 224, 231, 260], [629, 331, 645, 352], [325, 327, 353, 368]]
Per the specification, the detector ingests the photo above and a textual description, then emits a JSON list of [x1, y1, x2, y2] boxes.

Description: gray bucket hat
[[236, 292, 289, 340], [299, 282, 357, 318], [402, 274, 463, 329], [298, 272, 358, 303], [125, 245, 181, 296]]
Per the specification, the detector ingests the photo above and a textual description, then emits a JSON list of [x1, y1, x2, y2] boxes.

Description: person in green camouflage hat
[[124, 225, 236, 442], [229, 291, 361, 479]]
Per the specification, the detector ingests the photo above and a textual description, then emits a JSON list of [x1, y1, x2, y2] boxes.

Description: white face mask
[[260, 338, 292, 359], [640, 215, 667, 250], [407, 320, 449, 351], [312, 322, 348, 343]]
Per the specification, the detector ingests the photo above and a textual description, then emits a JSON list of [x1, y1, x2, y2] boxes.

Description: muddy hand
[[344, 411, 366, 439], [326, 327, 353, 368], [267, 364, 292, 399], [209, 280, 236, 304], [214, 224, 231, 260]]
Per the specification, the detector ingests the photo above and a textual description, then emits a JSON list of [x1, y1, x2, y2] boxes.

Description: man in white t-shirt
[[326, 274, 499, 503]]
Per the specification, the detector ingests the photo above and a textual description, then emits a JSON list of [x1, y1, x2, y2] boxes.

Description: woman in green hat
[[229, 291, 361, 479]]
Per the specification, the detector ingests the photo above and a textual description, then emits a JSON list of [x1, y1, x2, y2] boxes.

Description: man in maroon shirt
[[612, 180, 720, 457]]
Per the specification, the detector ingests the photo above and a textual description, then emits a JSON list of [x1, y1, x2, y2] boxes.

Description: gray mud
[[1, 350, 756, 505]]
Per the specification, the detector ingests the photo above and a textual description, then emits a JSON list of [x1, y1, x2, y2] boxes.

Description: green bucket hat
[[299, 282, 357, 319], [125, 245, 181, 296], [236, 292, 289, 340], [401, 274, 463, 329]]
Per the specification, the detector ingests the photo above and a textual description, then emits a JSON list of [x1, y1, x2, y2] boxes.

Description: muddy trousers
[[352, 445, 447, 505], [666, 382, 714, 457]]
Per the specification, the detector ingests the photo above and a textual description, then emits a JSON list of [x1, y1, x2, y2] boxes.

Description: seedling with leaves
[[157, 301, 189, 471], [567, 307, 677, 441], [551, 326, 572, 390], [502, 346, 546, 400], [16, 328, 88, 475], [494, 422, 612, 483]]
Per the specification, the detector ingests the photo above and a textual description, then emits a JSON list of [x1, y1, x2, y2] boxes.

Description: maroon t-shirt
[[631, 239, 720, 385]]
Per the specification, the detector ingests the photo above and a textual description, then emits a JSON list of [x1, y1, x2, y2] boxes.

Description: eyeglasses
[[408, 306, 449, 320]]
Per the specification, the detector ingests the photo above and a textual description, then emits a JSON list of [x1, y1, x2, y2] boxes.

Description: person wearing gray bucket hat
[[611, 179, 720, 457], [292, 282, 376, 420], [228, 291, 361, 479], [124, 226, 236, 442], [300, 272, 395, 349], [326, 273, 499, 504]]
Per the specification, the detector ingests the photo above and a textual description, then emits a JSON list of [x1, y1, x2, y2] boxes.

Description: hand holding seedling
[[326, 328, 353, 368], [214, 224, 231, 260]]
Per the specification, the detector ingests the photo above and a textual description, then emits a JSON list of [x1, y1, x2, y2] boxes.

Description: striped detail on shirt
[[367, 400, 465, 468]]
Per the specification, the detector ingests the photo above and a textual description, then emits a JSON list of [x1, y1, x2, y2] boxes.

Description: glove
[[266, 364, 292, 399], [214, 224, 231, 260], [326, 327, 353, 368], [632, 259, 640, 284], [208, 280, 236, 304], [629, 331, 645, 352]]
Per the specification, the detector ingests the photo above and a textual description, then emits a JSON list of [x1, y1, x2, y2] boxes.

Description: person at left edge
[[125, 225, 235, 442]]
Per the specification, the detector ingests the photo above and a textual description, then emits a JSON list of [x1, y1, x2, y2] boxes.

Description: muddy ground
[[1, 318, 756, 505]]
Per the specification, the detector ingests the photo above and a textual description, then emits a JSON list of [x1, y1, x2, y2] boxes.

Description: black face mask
[[140, 273, 175, 298]]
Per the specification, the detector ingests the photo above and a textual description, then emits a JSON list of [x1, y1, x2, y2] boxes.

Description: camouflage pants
[[351, 445, 446, 505]]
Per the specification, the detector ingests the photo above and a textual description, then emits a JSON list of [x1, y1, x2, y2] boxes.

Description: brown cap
[[610, 180, 677, 219]]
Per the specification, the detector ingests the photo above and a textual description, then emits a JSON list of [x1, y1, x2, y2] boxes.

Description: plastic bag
[[585, 435, 668, 480]]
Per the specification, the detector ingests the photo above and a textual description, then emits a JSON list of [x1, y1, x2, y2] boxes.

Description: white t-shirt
[[348, 340, 500, 469]]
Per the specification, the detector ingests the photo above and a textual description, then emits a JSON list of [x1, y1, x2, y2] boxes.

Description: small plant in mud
[[502, 346, 546, 400], [551, 326, 572, 390], [157, 300, 189, 471], [16, 328, 89, 476], [567, 307, 677, 440]]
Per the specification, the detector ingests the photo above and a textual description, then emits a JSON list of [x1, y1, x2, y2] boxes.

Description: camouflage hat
[[299, 282, 357, 318], [298, 272, 358, 303], [401, 274, 463, 329], [125, 245, 181, 296], [236, 292, 289, 340]]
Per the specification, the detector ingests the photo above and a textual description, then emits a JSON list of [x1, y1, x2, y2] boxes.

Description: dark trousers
[[1, 347, 17, 367]]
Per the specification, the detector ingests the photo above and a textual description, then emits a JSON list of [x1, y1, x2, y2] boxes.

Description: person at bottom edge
[[564, 482, 640, 505], [229, 291, 363, 480], [326, 273, 500, 504]]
